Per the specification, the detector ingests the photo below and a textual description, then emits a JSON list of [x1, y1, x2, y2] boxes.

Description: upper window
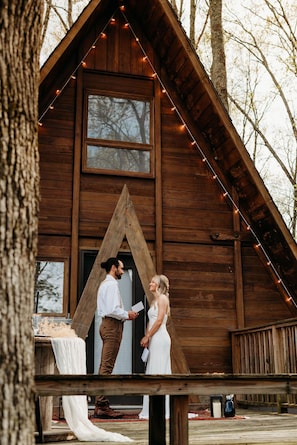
[[83, 92, 153, 176]]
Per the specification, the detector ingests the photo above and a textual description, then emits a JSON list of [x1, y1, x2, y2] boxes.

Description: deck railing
[[231, 318, 297, 408], [35, 373, 297, 445]]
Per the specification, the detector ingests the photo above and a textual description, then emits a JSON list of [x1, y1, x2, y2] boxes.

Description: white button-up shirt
[[97, 275, 128, 321]]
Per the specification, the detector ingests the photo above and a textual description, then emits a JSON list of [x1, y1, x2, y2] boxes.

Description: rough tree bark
[[209, 0, 228, 110], [0, 1, 43, 444]]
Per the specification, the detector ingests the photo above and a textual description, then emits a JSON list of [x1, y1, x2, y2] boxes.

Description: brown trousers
[[95, 317, 123, 407]]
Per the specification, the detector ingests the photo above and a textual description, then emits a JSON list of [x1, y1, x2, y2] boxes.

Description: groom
[[94, 257, 139, 419]]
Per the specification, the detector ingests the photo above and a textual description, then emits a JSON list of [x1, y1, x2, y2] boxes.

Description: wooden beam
[[232, 188, 245, 329], [69, 67, 83, 318], [154, 78, 163, 273], [125, 195, 156, 303], [35, 373, 297, 397]]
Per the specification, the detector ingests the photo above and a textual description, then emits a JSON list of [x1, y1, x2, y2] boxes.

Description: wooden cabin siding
[[159, 89, 238, 373], [38, 0, 296, 377], [157, 89, 293, 372], [79, 179, 156, 240], [82, 11, 153, 78], [242, 246, 293, 326], [164, 244, 237, 373], [37, 235, 71, 258], [39, 85, 75, 236]]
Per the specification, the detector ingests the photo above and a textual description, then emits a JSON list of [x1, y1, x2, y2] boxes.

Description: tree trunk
[[209, 0, 228, 110], [0, 2, 42, 444], [189, 0, 197, 45]]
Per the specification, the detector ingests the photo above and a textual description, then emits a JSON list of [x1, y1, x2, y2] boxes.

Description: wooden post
[[272, 325, 287, 413], [232, 187, 245, 329], [149, 395, 166, 445], [35, 339, 55, 431], [170, 395, 189, 445]]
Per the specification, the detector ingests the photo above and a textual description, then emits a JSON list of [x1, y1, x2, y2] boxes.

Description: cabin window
[[83, 93, 153, 176], [34, 259, 68, 315]]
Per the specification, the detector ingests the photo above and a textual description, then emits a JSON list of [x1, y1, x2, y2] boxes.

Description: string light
[[120, 8, 297, 307], [38, 5, 297, 308], [38, 12, 115, 123]]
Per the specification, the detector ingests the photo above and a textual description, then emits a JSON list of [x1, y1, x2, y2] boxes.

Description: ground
[[38, 408, 297, 444]]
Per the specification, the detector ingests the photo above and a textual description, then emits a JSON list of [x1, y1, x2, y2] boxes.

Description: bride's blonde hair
[[153, 274, 170, 314], [158, 274, 169, 297]]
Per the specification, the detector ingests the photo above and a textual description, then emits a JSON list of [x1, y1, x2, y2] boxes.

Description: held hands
[[128, 310, 139, 320]]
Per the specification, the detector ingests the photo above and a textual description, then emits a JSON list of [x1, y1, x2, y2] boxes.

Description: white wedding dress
[[139, 303, 171, 419]]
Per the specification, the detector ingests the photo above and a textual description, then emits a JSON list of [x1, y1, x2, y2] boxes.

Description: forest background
[[42, 0, 297, 239]]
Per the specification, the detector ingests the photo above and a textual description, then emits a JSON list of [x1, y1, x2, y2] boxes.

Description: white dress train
[[51, 337, 133, 442]]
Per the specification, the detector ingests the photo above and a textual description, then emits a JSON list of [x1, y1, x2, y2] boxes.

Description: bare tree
[[0, 1, 42, 444], [189, 0, 197, 44], [209, 0, 228, 110], [226, 0, 297, 236], [41, 0, 88, 52]]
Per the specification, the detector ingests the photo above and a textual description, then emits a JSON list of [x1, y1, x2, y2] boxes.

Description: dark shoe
[[93, 406, 123, 419]]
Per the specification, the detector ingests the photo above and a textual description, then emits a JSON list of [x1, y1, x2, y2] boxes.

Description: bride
[[139, 274, 171, 419]]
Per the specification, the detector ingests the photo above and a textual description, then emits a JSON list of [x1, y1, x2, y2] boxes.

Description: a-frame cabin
[[38, 0, 297, 382]]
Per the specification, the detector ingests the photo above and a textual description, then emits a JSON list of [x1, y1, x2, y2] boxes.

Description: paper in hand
[[141, 347, 149, 363], [131, 301, 144, 312]]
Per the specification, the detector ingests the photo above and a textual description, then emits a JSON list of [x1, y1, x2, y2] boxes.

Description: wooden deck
[[39, 408, 297, 444], [35, 374, 297, 444]]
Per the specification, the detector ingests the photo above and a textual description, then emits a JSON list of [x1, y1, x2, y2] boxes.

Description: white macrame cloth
[[51, 337, 133, 442]]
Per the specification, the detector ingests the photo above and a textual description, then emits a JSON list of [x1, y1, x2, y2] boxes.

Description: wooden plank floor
[[40, 409, 297, 444]]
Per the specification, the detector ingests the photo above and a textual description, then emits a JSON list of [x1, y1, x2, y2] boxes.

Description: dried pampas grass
[[38, 318, 77, 338]]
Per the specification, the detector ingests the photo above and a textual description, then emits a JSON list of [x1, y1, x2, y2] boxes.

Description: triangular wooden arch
[[71, 184, 189, 373]]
